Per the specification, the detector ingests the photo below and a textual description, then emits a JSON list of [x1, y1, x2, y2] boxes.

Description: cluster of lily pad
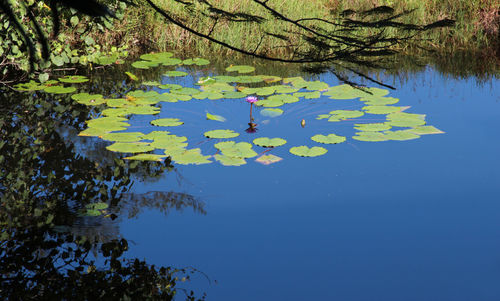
[[13, 51, 444, 166]]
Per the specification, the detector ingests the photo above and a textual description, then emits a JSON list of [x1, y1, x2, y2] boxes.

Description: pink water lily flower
[[245, 96, 258, 103]]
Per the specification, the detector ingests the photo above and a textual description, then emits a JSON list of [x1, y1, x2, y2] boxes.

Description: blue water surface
[[120, 67, 500, 301]]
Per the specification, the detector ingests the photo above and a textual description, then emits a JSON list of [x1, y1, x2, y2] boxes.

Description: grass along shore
[[103, 0, 499, 58]]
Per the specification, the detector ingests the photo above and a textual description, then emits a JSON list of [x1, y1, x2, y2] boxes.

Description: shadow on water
[[0, 88, 207, 300]]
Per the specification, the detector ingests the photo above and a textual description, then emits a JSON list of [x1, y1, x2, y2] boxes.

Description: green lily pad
[[151, 135, 188, 149], [273, 85, 299, 94], [131, 60, 159, 69], [234, 75, 263, 83], [352, 132, 388, 142], [360, 96, 399, 105], [363, 105, 402, 114], [305, 81, 329, 91], [226, 65, 255, 73], [142, 131, 170, 140], [255, 87, 276, 96], [78, 128, 110, 137], [124, 154, 168, 161], [58, 75, 89, 83], [171, 87, 200, 96], [44, 86, 77, 94], [260, 108, 283, 117], [14, 80, 46, 91], [260, 75, 282, 83], [127, 90, 160, 99], [214, 141, 257, 158], [161, 58, 183, 66], [267, 94, 299, 104], [163, 70, 188, 77], [101, 132, 144, 142], [142, 80, 161, 86], [255, 154, 283, 165], [384, 130, 420, 141], [253, 137, 287, 147], [106, 98, 131, 107], [192, 91, 224, 100], [106, 142, 154, 153], [183, 58, 210, 65], [214, 75, 239, 82], [223, 91, 246, 99], [204, 129, 239, 139], [325, 110, 364, 121], [126, 106, 161, 115], [386, 112, 426, 127], [125, 71, 138, 81], [151, 118, 184, 127], [206, 112, 226, 122], [71, 93, 106, 105], [87, 117, 130, 131], [214, 154, 247, 166], [293, 91, 321, 99], [171, 148, 212, 165], [256, 97, 283, 108], [82, 209, 101, 217], [289, 146, 327, 157], [158, 83, 182, 90], [102, 108, 130, 117], [311, 134, 346, 144], [86, 202, 109, 210], [354, 123, 392, 132], [140, 52, 173, 62], [405, 125, 444, 135]]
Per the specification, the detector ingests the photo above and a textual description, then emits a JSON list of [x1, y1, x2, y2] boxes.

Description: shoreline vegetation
[[0, 0, 498, 83]]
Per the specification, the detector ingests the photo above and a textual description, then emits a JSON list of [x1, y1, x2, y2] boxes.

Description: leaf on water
[[354, 123, 392, 132], [234, 75, 263, 83], [352, 132, 388, 142], [363, 105, 402, 114], [183, 58, 210, 65], [86, 202, 108, 210], [142, 80, 161, 86], [405, 125, 444, 135], [171, 87, 200, 95], [125, 106, 161, 115], [101, 132, 144, 142], [82, 209, 101, 217], [87, 117, 130, 131], [386, 112, 426, 127], [14, 80, 46, 91], [125, 71, 138, 81], [204, 129, 239, 139], [127, 90, 160, 98], [255, 87, 276, 96], [360, 96, 399, 105], [324, 110, 364, 121], [260, 108, 283, 117], [124, 154, 167, 161], [214, 154, 247, 166], [161, 58, 183, 66], [311, 134, 346, 144], [213, 75, 239, 82], [140, 52, 173, 62], [223, 91, 246, 99], [78, 128, 110, 137], [214, 141, 257, 158], [151, 136, 188, 149], [142, 131, 171, 140], [131, 60, 158, 69], [225, 65, 255, 73], [151, 118, 184, 127], [256, 97, 284, 108], [158, 83, 182, 90], [58, 75, 89, 83], [289, 146, 327, 157], [206, 112, 226, 122], [193, 91, 224, 100], [273, 85, 299, 94], [43, 86, 77, 94], [255, 154, 283, 165], [293, 91, 321, 99], [170, 148, 212, 165], [305, 81, 329, 91], [253, 137, 287, 147], [102, 107, 130, 117], [259, 75, 282, 83], [106, 142, 154, 153], [106, 98, 132, 107], [384, 130, 420, 141], [267, 94, 299, 104], [163, 70, 188, 77], [71, 93, 106, 105]]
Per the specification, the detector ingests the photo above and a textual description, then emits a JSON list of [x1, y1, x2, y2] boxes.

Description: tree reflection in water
[[0, 89, 206, 300]]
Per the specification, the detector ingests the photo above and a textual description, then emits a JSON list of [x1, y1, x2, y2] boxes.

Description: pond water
[[1, 55, 499, 300]]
